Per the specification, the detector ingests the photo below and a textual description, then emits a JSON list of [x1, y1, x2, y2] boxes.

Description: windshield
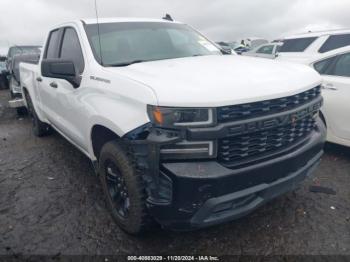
[[9, 46, 41, 57], [279, 37, 317, 52], [85, 22, 221, 66]]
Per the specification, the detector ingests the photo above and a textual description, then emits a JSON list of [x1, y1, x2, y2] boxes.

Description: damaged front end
[[123, 123, 183, 207], [120, 96, 326, 230]]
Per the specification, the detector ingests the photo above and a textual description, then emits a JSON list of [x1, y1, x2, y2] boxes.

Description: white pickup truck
[[20, 17, 326, 234]]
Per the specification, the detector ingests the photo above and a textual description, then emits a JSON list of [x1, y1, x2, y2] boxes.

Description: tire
[[16, 107, 28, 116], [99, 141, 153, 234], [25, 92, 51, 137]]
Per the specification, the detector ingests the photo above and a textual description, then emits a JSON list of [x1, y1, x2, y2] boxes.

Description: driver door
[[41, 26, 88, 152]]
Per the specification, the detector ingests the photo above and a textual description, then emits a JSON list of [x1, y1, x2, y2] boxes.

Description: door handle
[[36, 77, 42, 82], [50, 82, 58, 88], [321, 83, 338, 91]]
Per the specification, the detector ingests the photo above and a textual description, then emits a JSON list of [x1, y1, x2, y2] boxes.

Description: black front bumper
[[145, 120, 326, 230]]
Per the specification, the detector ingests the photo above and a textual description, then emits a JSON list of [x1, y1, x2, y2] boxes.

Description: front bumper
[[143, 120, 326, 230]]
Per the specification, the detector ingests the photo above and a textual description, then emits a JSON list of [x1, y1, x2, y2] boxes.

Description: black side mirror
[[41, 59, 81, 88]]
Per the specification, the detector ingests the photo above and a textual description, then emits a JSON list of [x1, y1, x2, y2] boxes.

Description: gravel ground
[[0, 89, 349, 256]]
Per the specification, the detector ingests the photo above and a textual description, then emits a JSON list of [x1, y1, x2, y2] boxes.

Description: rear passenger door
[[314, 52, 350, 140]]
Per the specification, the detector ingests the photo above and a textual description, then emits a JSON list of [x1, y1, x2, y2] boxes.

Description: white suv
[[276, 29, 350, 62]]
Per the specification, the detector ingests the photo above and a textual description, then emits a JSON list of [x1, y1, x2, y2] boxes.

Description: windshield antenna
[[94, 0, 104, 65]]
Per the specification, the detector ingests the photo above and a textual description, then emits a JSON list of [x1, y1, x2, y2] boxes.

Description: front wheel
[[99, 141, 153, 234]]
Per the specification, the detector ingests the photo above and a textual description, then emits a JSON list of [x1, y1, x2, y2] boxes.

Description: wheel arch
[[90, 124, 122, 160]]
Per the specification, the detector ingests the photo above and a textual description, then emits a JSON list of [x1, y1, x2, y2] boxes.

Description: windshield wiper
[[107, 60, 146, 67]]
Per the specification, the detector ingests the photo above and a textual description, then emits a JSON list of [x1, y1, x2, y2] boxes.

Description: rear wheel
[[99, 141, 153, 234], [25, 92, 51, 137], [16, 107, 28, 116]]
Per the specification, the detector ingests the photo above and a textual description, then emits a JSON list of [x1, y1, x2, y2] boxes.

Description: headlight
[[147, 105, 215, 128]]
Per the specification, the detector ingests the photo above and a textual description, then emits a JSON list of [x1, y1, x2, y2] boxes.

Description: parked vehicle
[[242, 42, 282, 59], [6, 46, 41, 71], [244, 37, 269, 49], [7, 47, 41, 114], [215, 42, 235, 54], [20, 18, 325, 234], [282, 46, 350, 147], [276, 29, 350, 62], [234, 45, 250, 55], [0, 57, 8, 90], [216, 41, 250, 55]]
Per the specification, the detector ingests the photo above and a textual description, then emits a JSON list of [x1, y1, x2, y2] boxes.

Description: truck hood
[[105, 55, 321, 107]]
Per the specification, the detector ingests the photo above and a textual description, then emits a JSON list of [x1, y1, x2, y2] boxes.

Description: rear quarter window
[[279, 37, 317, 52], [313, 56, 336, 74], [319, 34, 350, 53]]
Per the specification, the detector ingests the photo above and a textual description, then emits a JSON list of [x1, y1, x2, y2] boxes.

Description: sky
[[0, 0, 350, 55]]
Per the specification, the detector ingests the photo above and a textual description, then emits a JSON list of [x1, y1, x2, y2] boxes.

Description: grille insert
[[218, 86, 321, 123], [218, 115, 316, 166]]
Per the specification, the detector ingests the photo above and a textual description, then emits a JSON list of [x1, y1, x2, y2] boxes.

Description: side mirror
[[41, 59, 81, 88]]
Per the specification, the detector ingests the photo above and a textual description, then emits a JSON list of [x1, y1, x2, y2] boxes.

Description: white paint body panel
[[109, 55, 321, 107]]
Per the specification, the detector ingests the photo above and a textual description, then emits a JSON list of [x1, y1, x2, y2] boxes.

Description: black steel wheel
[[105, 161, 130, 219], [99, 140, 153, 234]]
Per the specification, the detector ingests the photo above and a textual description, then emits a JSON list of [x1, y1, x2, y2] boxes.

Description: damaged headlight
[[147, 105, 215, 128]]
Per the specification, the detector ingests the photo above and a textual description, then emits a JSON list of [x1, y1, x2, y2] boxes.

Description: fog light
[[160, 141, 216, 160]]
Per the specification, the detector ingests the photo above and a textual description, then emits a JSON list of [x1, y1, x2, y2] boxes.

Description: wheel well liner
[[91, 125, 120, 159]]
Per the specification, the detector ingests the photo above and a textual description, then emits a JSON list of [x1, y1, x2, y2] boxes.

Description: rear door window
[[313, 56, 337, 74], [45, 29, 60, 59], [331, 53, 350, 77], [319, 34, 350, 53], [279, 37, 317, 52]]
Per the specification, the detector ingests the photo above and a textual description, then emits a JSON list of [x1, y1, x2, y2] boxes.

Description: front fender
[[85, 95, 152, 159]]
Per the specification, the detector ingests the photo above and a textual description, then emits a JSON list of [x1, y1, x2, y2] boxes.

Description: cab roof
[[81, 17, 182, 25]]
